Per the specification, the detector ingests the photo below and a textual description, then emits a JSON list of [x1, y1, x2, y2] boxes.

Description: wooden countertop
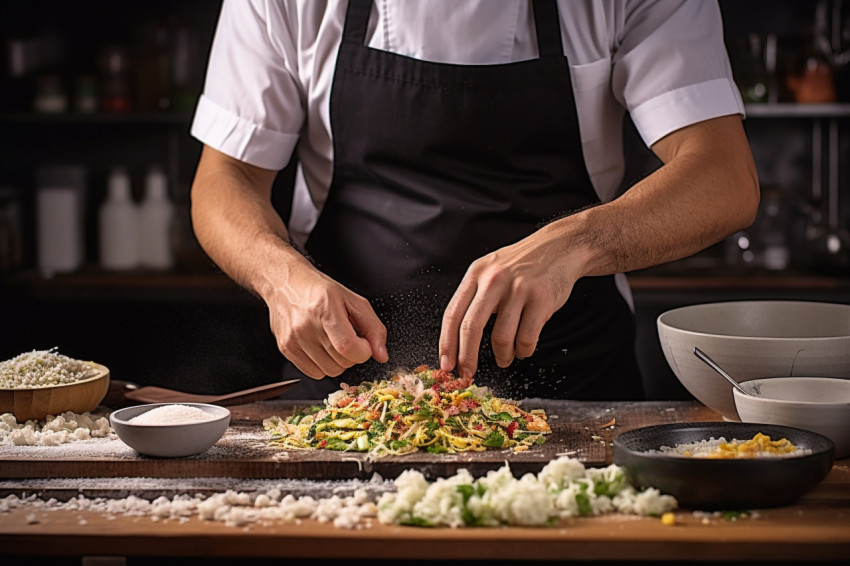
[[1, 400, 848, 563]]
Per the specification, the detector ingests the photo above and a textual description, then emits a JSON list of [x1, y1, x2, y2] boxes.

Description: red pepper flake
[[318, 440, 327, 448]]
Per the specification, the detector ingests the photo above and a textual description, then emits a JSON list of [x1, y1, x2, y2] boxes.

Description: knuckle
[[489, 331, 513, 352], [325, 365, 345, 378], [516, 336, 537, 352], [459, 317, 482, 336]]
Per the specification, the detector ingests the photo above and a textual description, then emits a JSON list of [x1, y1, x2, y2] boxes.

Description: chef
[[189, 0, 760, 400]]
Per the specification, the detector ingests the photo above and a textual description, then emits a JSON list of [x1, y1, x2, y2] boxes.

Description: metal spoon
[[693, 347, 759, 397]]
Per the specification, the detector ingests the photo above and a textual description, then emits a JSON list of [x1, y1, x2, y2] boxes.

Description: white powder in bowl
[[128, 405, 218, 426]]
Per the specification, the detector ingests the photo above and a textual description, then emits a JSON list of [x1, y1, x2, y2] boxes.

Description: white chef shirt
[[191, 0, 744, 281]]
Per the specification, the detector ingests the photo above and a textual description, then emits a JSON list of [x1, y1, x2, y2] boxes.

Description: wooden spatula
[[105, 379, 300, 408]]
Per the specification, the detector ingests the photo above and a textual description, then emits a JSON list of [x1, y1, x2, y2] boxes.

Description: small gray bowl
[[110, 402, 231, 458]]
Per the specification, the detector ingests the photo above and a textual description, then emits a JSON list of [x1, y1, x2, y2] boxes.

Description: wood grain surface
[[0, 400, 713, 480], [0, 400, 848, 562]]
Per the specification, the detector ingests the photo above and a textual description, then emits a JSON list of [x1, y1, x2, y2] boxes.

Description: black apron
[[286, 0, 643, 401]]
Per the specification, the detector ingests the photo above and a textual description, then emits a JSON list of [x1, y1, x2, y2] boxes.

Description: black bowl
[[612, 422, 835, 510]]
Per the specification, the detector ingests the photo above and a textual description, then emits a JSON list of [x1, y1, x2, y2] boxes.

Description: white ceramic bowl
[[734, 377, 850, 459], [657, 300, 850, 421], [110, 403, 231, 458]]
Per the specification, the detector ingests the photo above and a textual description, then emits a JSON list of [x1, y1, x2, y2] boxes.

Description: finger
[[489, 295, 524, 367], [514, 280, 568, 360], [346, 297, 389, 364], [456, 291, 501, 379], [515, 301, 548, 360], [301, 339, 348, 377], [283, 347, 327, 380], [440, 279, 478, 372], [323, 300, 374, 366]]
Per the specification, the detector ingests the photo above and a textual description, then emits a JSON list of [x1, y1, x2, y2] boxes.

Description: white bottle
[[99, 167, 140, 270], [139, 165, 175, 269]]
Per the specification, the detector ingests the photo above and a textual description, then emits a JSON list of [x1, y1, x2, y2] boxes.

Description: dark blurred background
[[0, 0, 848, 400]]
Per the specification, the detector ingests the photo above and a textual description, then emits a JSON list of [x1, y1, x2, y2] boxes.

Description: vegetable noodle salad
[[263, 365, 550, 457]]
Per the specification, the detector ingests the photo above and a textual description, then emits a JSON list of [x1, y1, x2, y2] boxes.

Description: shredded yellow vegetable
[[263, 365, 550, 457], [681, 432, 802, 459]]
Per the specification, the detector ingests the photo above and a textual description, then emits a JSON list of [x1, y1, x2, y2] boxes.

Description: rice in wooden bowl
[[0, 349, 110, 423]]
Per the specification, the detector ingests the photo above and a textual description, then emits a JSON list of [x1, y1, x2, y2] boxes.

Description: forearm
[[552, 115, 760, 279], [190, 146, 310, 301]]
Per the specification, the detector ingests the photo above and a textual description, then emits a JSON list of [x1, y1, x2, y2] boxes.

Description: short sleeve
[[190, 0, 304, 171], [611, 0, 745, 147]]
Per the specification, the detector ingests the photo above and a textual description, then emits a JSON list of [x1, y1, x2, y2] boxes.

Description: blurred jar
[[99, 167, 140, 270], [74, 74, 99, 113], [33, 74, 68, 113], [170, 21, 202, 112], [36, 165, 88, 278], [99, 44, 132, 112], [735, 34, 772, 103], [135, 18, 172, 111], [725, 230, 757, 269], [786, 53, 836, 103], [755, 187, 790, 271]]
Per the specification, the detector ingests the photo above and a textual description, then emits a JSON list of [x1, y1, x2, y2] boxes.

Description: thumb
[[348, 301, 389, 364]]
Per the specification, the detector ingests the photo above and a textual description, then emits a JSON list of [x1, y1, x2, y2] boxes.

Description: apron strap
[[532, 0, 564, 58], [343, 0, 372, 45]]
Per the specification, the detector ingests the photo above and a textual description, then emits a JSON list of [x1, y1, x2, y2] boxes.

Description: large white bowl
[[657, 300, 850, 421], [734, 377, 850, 459], [110, 403, 231, 458]]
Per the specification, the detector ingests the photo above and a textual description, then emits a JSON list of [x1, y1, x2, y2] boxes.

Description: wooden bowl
[[0, 362, 110, 423]]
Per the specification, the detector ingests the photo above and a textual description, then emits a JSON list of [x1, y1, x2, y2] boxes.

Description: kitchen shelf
[[0, 266, 256, 304], [744, 103, 850, 118], [628, 272, 850, 291], [0, 111, 194, 125], [3, 265, 848, 299]]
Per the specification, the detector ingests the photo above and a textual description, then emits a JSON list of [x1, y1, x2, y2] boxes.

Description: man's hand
[[438, 224, 581, 380], [191, 146, 388, 379], [439, 114, 760, 380], [265, 259, 388, 379]]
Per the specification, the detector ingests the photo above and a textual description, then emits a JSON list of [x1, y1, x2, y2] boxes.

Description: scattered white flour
[[0, 457, 677, 530], [0, 348, 99, 389], [128, 405, 218, 426], [0, 411, 114, 446]]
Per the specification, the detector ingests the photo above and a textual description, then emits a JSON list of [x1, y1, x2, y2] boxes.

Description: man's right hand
[[264, 258, 388, 379], [191, 145, 388, 380]]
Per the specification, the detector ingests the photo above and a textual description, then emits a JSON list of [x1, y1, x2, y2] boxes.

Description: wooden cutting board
[[0, 400, 717, 480]]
